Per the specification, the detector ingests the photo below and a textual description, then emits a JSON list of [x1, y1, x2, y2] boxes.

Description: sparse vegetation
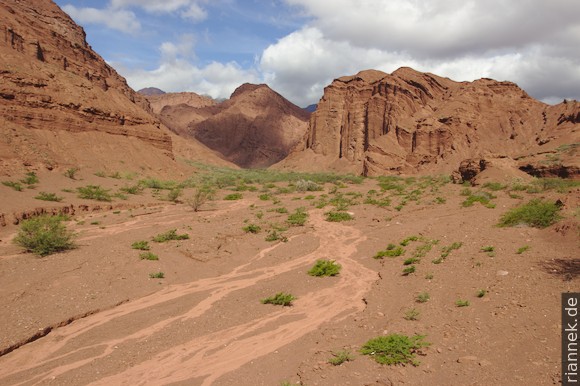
[[498, 199, 562, 228], [21, 172, 39, 185], [360, 334, 430, 366], [402, 265, 416, 275], [265, 230, 287, 242], [261, 292, 295, 306], [328, 350, 354, 366], [149, 272, 165, 279], [152, 229, 189, 242], [14, 215, 75, 256], [139, 252, 159, 261], [455, 299, 470, 307], [462, 190, 496, 208], [186, 188, 212, 212], [404, 308, 420, 321], [440, 242, 463, 258], [308, 259, 342, 277], [516, 245, 530, 254], [131, 240, 150, 250], [374, 244, 405, 259], [287, 207, 308, 226], [224, 193, 243, 200], [295, 179, 323, 192], [325, 211, 353, 222], [2, 181, 23, 191], [242, 224, 261, 234], [35, 192, 63, 202], [477, 289, 487, 298], [416, 292, 430, 303], [77, 185, 112, 202], [64, 167, 79, 179]]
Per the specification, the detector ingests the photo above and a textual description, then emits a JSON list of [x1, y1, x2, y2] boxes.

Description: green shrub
[[403, 257, 420, 265], [295, 179, 323, 192], [498, 199, 562, 228], [224, 193, 243, 200], [416, 292, 430, 303], [265, 230, 287, 242], [152, 229, 189, 242], [64, 167, 79, 179], [455, 299, 470, 307], [328, 350, 354, 366], [14, 215, 75, 256], [516, 245, 530, 254], [149, 272, 165, 279], [325, 211, 353, 222], [242, 224, 261, 234], [166, 188, 183, 202], [77, 185, 112, 201], [261, 292, 295, 306], [360, 334, 430, 366], [477, 289, 486, 298], [403, 308, 420, 321], [139, 252, 158, 260], [287, 207, 308, 226], [374, 245, 405, 259], [185, 188, 212, 212], [462, 191, 496, 208], [258, 193, 271, 201], [120, 184, 144, 195], [308, 259, 342, 277], [402, 265, 416, 275], [21, 172, 39, 185], [440, 242, 463, 258], [35, 192, 63, 202], [131, 240, 150, 250], [400, 236, 419, 246], [2, 181, 23, 191], [483, 182, 506, 191], [480, 246, 494, 252]]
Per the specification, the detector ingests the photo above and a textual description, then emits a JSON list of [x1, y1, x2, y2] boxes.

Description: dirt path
[[0, 210, 376, 385]]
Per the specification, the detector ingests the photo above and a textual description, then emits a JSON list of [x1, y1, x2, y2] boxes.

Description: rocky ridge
[[280, 67, 579, 177]]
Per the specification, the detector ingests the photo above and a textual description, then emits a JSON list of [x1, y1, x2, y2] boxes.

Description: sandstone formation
[[137, 87, 166, 96], [156, 84, 310, 168], [279, 67, 579, 177]]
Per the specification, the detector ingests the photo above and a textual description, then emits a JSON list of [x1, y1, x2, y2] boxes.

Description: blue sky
[[55, 0, 580, 107]]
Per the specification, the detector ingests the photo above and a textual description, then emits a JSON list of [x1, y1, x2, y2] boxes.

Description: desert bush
[[404, 308, 420, 321], [166, 188, 182, 202], [295, 179, 323, 192], [462, 191, 496, 208], [149, 272, 165, 278], [360, 334, 430, 366], [242, 224, 261, 234], [35, 192, 62, 202], [308, 259, 342, 277], [498, 199, 561, 228], [139, 252, 158, 260], [21, 172, 39, 185], [402, 265, 416, 275], [328, 350, 354, 366], [440, 242, 463, 258], [120, 184, 144, 195], [14, 215, 75, 256], [374, 244, 405, 259], [131, 240, 150, 250], [516, 245, 530, 254], [152, 229, 189, 242], [265, 230, 287, 242], [77, 185, 112, 201], [325, 211, 353, 222], [64, 167, 79, 179], [2, 181, 23, 191], [455, 299, 470, 307], [477, 289, 487, 298], [416, 292, 430, 303], [224, 193, 243, 200], [186, 188, 212, 212], [261, 292, 295, 306], [287, 207, 308, 226]]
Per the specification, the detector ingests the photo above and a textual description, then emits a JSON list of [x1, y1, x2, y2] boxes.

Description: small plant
[[152, 229, 189, 242], [477, 289, 486, 298], [77, 185, 112, 202], [360, 334, 430, 366], [403, 257, 420, 265], [139, 252, 159, 261], [224, 193, 243, 200], [295, 179, 322, 192], [35, 192, 63, 202], [64, 167, 79, 179], [480, 246, 494, 252], [462, 191, 496, 208], [404, 308, 420, 321], [308, 259, 342, 277], [516, 245, 530, 254], [94, 171, 106, 178], [374, 245, 405, 259], [186, 188, 212, 212], [265, 230, 287, 242], [325, 211, 353, 222], [328, 350, 354, 366], [149, 272, 165, 279], [455, 299, 470, 307], [416, 292, 430, 303], [274, 207, 288, 214], [131, 240, 150, 250], [425, 273, 434, 280], [2, 181, 23, 191], [242, 224, 261, 234], [483, 182, 506, 191], [402, 265, 416, 275], [120, 184, 144, 195], [21, 172, 39, 185], [166, 188, 183, 202], [287, 207, 308, 226], [256, 211, 264, 219], [440, 242, 462, 258], [498, 199, 562, 228], [14, 215, 76, 256], [261, 292, 295, 306], [400, 236, 419, 246]]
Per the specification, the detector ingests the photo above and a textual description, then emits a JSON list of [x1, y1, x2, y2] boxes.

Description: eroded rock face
[[157, 84, 310, 168], [291, 67, 579, 176], [0, 0, 173, 172]]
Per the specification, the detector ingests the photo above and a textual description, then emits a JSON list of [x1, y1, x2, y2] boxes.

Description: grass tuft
[[360, 334, 430, 366]]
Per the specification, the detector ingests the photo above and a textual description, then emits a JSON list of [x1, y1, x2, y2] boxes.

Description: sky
[[54, 0, 580, 107]]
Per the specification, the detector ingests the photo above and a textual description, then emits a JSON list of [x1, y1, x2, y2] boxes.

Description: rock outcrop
[[0, 0, 176, 174], [157, 84, 310, 168], [281, 67, 579, 177]]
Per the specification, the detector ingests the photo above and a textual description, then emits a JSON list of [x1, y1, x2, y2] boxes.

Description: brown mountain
[[157, 84, 310, 168], [0, 0, 232, 176], [137, 87, 166, 96], [277, 68, 579, 178]]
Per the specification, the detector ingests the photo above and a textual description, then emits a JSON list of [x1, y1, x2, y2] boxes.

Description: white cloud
[[160, 34, 197, 62], [110, 0, 208, 22], [62, 5, 141, 34]]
